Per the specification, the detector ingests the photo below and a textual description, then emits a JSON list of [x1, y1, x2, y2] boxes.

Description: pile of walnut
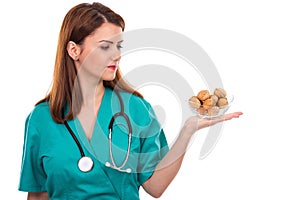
[[189, 88, 228, 116]]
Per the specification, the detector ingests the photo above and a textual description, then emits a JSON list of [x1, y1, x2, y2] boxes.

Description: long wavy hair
[[37, 2, 142, 123]]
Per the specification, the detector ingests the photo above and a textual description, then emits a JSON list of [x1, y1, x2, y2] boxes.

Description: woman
[[18, 2, 242, 199]]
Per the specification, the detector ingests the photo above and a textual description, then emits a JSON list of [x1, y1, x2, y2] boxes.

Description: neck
[[78, 77, 105, 110], [74, 78, 105, 140]]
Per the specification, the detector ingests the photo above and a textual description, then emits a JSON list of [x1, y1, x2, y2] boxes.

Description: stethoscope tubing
[[107, 90, 132, 172], [64, 120, 85, 157], [64, 120, 94, 172], [63, 89, 133, 173]]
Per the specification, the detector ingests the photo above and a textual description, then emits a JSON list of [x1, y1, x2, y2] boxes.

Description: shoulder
[[26, 102, 53, 127], [118, 90, 152, 112], [118, 90, 158, 125], [105, 88, 159, 126], [105, 87, 151, 109]]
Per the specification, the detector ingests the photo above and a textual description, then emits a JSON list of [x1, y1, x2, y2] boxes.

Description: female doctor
[[18, 2, 242, 199]]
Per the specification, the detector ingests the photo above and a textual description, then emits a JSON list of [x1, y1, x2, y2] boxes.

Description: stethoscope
[[63, 90, 132, 173]]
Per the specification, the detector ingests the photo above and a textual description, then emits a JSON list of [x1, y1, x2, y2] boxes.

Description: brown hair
[[37, 2, 142, 123]]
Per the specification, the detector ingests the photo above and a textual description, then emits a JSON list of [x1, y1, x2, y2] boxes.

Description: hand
[[182, 112, 243, 137]]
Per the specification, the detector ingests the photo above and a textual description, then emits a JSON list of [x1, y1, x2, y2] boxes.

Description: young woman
[[18, 2, 242, 199]]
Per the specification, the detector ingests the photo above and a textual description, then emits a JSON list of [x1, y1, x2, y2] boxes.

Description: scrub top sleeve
[[137, 102, 169, 185], [138, 129, 169, 185], [18, 114, 47, 192]]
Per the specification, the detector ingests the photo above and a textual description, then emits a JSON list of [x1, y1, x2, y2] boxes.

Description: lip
[[107, 65, 117, 70]]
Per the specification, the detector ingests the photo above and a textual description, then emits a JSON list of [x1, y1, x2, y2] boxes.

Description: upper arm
[[134, 99, 169, 185], [19, 114, 47, 192], [28, 192, 49, 200]]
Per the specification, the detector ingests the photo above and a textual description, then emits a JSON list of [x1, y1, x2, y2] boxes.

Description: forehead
[[87, 23, 123, 42]]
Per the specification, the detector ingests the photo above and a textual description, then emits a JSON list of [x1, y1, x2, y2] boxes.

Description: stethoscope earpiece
[[105, 162, 132, 173], [105, 161, 111, 167]]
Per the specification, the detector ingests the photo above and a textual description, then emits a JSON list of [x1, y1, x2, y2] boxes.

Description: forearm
[[142, 130, 193, 198], [142, 112, 243, 198]]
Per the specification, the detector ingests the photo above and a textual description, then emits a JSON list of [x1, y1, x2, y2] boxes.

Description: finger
[[223, 112, 243, 120], [199, 116, 225, 128], [197, 111, 243, 129]]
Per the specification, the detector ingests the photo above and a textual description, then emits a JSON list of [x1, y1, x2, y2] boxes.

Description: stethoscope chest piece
[[78, 156, 94, 172]]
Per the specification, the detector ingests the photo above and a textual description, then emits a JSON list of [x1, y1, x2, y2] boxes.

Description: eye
[[100, 46, 109, 50], [117, 44, 123, 50]]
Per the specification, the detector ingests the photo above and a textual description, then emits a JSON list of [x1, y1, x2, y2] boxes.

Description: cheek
[[82, 49, 108, 69]]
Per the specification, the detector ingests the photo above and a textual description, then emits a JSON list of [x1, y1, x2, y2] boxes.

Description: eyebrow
[[98, 40, 123, 44]]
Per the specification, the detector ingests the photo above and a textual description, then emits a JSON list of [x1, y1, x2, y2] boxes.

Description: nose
[[111, 48, 121, 62], [112, 54, 121, 62]]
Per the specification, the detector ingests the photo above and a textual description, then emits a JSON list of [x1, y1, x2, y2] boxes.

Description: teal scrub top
[[19, 87, 169, 200]]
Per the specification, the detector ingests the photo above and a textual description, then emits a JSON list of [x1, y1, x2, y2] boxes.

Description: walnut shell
[[197, 90, 210, 101], [198, 107, 207, 115], [188, 96, 201, 109], [203, 98, 215, 107], [214, 88, 227, 98], [211, 95, 219, 104], [207, 106, 220, 116], [217, 97, 228, 108]]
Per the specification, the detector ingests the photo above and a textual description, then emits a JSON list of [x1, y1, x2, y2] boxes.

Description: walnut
[[188, 96, 201, 109], [211, 95, 219, 104], [214, 88, 227, 98], [217, 97, 228, 108], [198, 107, 207, 115], [203, 97, 216, 107], [197, 90, 210, 101], [207, 106, 220, 116]]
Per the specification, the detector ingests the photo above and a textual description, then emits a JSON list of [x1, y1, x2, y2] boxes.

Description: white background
[[1, 0, 300, 199]]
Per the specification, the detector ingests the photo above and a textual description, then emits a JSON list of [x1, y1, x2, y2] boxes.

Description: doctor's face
[[77, 23, 123, 82]]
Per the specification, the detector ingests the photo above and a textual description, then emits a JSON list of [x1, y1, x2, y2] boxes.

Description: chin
[[101, 70, 117, 81], [102, 75, 116, 82]]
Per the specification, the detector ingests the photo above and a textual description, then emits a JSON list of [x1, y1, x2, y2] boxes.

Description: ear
[[67, 41, 81, 61]]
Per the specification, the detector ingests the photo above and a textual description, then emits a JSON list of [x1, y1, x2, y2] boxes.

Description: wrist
[[178, 126, 194, 141]]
